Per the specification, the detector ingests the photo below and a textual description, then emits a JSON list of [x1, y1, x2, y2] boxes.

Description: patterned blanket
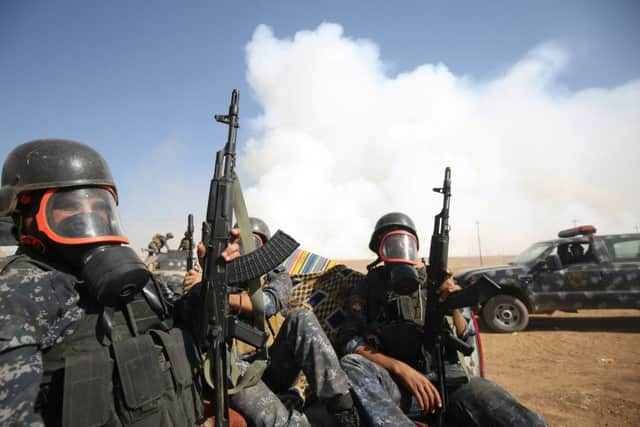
[[284, 249, 364, 345]]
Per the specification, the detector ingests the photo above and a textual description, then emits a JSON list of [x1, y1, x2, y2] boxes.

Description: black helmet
[[234, 217, 271, 242], [250, 217, 271, 242], [0, 139, 117, 216], [369, 212, 418, 253]]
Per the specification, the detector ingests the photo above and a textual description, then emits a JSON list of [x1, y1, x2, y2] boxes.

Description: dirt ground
[[341, 257, 640, 426], [482, 309, 640, 427]]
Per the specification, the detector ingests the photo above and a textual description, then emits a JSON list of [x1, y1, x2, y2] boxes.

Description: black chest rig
[[5, 254, 204, 427], [365, 267, 426, 367]]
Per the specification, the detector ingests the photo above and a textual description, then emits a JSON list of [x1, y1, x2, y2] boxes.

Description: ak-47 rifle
[[198, 89, 299, 427], [185, 213, 195, 271], [418, 167, 500, 427]]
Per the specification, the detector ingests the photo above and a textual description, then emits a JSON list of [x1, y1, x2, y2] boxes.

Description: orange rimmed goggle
[[378, 230, 418, 265], [35, 187, 129, 245]]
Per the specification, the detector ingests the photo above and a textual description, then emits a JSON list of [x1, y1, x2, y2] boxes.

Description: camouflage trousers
[[230, 309, 350, 427], [340, 354, 547, 427]]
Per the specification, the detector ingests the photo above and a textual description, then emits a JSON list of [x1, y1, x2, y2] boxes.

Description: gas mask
[[379, 230, 420, 295], [80, 244, 151, 306], [34, 187, 150, 306]]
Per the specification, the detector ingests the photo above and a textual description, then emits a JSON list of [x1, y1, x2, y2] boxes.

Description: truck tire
[[482, 295, 529, 332]]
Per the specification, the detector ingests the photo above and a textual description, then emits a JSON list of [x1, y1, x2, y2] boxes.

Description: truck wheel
[[482, 295, 529, 332]]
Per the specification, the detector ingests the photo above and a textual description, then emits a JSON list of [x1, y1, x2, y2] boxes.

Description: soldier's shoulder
[[1, 257, 82, 351], [1, 254, 50, 286], [1, 254, 79, 309], [362, 266, 385, 283], [1, 253, 75, 282], [351, 272, 374, 295]]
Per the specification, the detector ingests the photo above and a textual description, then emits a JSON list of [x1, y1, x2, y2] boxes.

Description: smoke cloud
[[238, 23, 640, 259]]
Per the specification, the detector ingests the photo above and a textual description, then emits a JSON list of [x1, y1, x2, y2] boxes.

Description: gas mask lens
[[379, 231, 418, 265], [38, 187, 128, 244]]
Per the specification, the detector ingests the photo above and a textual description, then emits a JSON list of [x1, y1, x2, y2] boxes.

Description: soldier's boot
[[327, 392, 360, 427]]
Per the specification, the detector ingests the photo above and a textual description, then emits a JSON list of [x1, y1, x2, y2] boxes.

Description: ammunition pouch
[[111, 335, 165, 425], [62, 348, 118, 427], [111, 330, 203, 426], [61, 328, 204, 427], [386, 293, 423, 325]]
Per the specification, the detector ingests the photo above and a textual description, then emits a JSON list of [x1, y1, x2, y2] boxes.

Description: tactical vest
[[365, 266, 426, 367], [2, 254, 203, 427], [365, 266, 471, 385]]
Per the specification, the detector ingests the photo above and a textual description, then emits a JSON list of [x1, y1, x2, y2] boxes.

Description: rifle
[[420, 167, 500, 427], [198, 89, 299, 427], [185, 213, 195, 271]]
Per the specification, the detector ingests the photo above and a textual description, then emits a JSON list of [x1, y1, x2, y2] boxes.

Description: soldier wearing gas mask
[[0, 139, 240, 426], [182, 217, 360, 427], [338, 212, 547, 427]]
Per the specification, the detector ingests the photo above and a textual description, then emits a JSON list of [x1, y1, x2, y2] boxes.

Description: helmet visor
[[37, 187, 128, 245], [379, 231, 418, 265]]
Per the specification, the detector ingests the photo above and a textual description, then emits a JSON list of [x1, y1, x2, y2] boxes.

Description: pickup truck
[[454, 226, 640, 332]]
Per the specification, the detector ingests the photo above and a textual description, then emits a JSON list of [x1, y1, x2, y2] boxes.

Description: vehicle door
[[528, 243, 568, 311], [600, 236, 640, 308], [560, 239, 608, 309]]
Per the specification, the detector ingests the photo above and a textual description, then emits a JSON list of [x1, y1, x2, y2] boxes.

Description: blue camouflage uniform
[[179, 266, 353, 427], [338, 266, 548, 427], [1, 244, 352, 427], [0, 255, 83, 426], [0, 249, 201, 427]]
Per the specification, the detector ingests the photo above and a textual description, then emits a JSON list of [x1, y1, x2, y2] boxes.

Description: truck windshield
[[512, 242, 554, 265]]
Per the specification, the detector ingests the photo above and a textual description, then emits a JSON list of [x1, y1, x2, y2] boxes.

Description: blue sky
[[1, 1, 639, 257]]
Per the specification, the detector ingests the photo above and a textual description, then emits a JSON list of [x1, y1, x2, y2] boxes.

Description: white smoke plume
[[238, 23, 640, 260]]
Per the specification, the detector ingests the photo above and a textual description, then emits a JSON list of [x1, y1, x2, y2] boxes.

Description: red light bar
[[558, 225, 597, 238]]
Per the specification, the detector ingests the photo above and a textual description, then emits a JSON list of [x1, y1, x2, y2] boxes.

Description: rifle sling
[[220, 178, 269, 394], [206, 178, 299, 395], [203, 350, 267, 395], [232, 178, 266, 335]]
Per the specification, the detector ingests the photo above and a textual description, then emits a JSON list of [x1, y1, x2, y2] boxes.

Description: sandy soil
[[482, 310, 640, 427], [340, 257, 640, 426]]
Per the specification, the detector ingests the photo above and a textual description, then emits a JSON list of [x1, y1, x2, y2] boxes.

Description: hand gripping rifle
[[420, 167, 500, 427], [198, 89, 299, 427], [185, 213, 195, 271]]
